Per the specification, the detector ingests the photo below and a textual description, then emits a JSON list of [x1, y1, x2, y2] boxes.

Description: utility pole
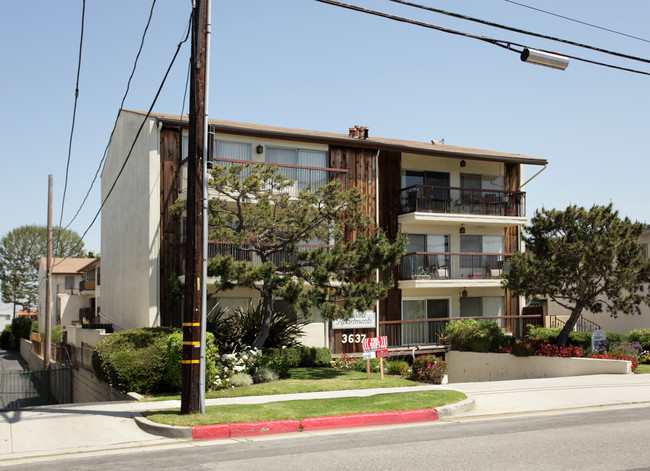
[[181, 0, 208, 415], [44, 175, 53, 369]]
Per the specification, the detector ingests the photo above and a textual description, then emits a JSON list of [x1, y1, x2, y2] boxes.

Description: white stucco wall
[[101, 110, 161, 330], [446, 350, 631, 382]]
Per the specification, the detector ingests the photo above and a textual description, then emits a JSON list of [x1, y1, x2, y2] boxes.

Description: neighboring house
[[37, 258, 101, 332], [101, 109, 547, 353], [541, 225, 650, 335], [0, 303, 13, 332]]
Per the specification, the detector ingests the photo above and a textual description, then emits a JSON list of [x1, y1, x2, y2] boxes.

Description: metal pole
[[44, 175, 53, 369], [199, 0, 211, 414]]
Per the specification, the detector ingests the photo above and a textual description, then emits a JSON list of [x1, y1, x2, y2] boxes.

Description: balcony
[[400, 252, 511, 281], [400, 185, 525, 218], [213, 158, 348, 196], [79, 280, 95, 292]]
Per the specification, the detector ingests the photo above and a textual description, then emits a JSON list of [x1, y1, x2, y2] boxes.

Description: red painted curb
[[300, 409, 439, 431], [229, 419, 301, 438], [192, 424, 230, 440], [189, 410, 439, 440]]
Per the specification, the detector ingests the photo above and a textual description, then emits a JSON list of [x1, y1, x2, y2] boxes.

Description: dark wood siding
[[504, 163, 520, 317], [329, 146, 378, 353], [160, 127, 183, 327], [378, 150, 402, 324]]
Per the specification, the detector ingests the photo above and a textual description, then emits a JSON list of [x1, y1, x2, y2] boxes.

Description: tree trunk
[[252, 292, 274, 349], [557, 304, 584, 347]]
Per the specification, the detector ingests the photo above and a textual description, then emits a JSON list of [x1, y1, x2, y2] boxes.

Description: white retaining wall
[[446, 350, 631, 383]]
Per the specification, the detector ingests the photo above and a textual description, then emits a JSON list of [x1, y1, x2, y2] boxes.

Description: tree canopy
[[0, 225, 86, 312], [205, 163, 407, 348], [503, 204, 650, 346]]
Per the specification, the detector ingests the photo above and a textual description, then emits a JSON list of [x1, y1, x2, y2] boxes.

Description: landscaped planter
[[446, 350, 632, 383]]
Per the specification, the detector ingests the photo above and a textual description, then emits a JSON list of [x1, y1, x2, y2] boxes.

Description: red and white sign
[[362, 336, 387, 352]]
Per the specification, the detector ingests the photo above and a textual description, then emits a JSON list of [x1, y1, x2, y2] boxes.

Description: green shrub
[[92, 327, 177, 394], [207, 302, 307, 353], [445, 319, 508, 352], [264, 346, 331, 368], [352, 357, 381, 373], [627, 329, 650, 351], [526, 326, 560, 344], [606, 332, 626, 345], [51, 324, 63, 344], [230, 372, 253, 387], [300, 347, 332, 367], [0, 325, 14, 350], [386, 360, 410, 376], [409, 355, 447, 384], [10, 316, 34, 349], [253, 366, 279, 384], [163, 331, 219, 392], [509, 340, 536, 357]]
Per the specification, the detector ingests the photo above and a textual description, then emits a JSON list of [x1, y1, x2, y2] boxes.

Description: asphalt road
[[6, 405, 650, 471]]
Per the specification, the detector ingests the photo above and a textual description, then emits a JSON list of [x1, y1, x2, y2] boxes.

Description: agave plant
[[207, 301, 307, 353]]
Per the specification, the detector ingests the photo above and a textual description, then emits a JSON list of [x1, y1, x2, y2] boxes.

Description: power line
[[504, 0, 650, 44], [389, 0, 650, 65], [315, 0, 650, 76], [55, 11, 193, 266], [63, 0, 159, 233], [56, 0, 86, 253]]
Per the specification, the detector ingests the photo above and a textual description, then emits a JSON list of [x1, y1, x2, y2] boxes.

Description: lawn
[[143, 389, 466, 427], [146, 367, 421, 402], [142, 367, 467, 427], [636, 364, 650, 374]]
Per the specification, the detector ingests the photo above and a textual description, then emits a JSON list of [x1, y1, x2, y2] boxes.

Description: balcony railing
[[400, 185, 525, 217], [201, 241, 332, 273], [213, 158, 348, 195], [401, 252, 511, 281], [380, 314, 543, 347], [79, 280, 95, 291]]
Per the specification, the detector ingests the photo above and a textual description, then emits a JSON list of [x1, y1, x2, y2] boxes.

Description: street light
[[520, 48, 569, 71]]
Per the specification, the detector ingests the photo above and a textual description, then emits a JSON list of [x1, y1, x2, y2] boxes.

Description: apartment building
[[101, 110, 547, 353]]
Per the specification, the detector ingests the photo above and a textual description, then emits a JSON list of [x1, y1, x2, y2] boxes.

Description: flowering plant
[[409, 354, 447, 384], [534, 344, 584, 358], [214, 347, 262, 389], [330, 352, 356, 370]]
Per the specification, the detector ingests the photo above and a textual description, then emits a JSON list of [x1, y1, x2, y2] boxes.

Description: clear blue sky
[[1, 0, 648, 253]]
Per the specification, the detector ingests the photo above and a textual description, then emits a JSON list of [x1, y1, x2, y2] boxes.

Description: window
[[215, 140, 252, 160], [96, 267, 101, 286], [402, 298, 450, 345], [267, 147, 328, 192], [405, 234, 449, 276], [460, 296, 505, 327], [460, 235, 505, 275], [65, 276, 75, 290]]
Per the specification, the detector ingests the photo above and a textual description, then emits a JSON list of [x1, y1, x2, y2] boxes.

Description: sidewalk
[[1, 374, 649, 464]]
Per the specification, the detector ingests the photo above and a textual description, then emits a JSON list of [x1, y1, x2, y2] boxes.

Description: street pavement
[[1, 373, 649, 465]]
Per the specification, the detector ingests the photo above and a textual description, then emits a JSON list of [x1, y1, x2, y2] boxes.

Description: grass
[[145, 367, 420, 402], [143, 390, 466, 427], [636, 364, 650, 374]]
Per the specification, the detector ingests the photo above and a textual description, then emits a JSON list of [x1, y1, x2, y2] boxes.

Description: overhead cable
[[63, 0, 159, 233], [314, 0, 650, 76], [389, 0, 650, 64], [504, 0, 650, 44], [56, 11, 192, 265], [56, 0, 86, 254]]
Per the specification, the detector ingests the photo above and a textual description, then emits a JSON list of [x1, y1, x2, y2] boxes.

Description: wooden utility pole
[[44, 175, 53, 369], [181, 0, 208, 415]]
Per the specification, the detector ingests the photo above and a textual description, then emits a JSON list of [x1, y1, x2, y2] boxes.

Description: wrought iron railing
[[400, 185, 525, 217], [548, 315, 601, 333], [401, 252, 511, 280], [213, 158, 348, 195], [380, 314, 543, 347], [205, 242, 332, 270]]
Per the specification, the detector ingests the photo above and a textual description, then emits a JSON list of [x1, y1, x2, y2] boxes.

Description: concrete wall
[[72, 367, 132, 404], [446, 350, 631, 383], [65, 324, 110, 348], [101, 110, 161, 331]]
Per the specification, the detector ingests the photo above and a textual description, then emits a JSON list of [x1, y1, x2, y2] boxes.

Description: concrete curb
[[134, 394, 476, 441]]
